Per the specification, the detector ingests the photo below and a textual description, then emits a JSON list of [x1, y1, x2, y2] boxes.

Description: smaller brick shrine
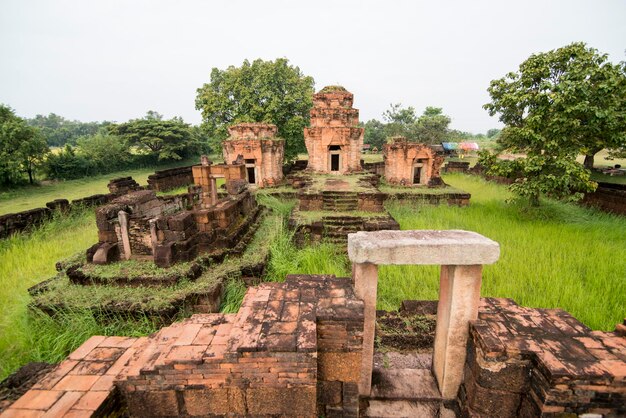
[[222, 123, 285, 187], [91, 156, 258, 267], [304, 86, 364, 174], [383, 137, 445, 187]]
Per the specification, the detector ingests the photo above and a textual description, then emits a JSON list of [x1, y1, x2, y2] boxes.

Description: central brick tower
[[304, 86, 364, 174]]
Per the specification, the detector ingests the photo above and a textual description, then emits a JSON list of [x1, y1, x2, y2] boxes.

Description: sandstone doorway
[[329, 145, 342, 172], [245, 159, 256, 184], [412, 159, 425, 185]]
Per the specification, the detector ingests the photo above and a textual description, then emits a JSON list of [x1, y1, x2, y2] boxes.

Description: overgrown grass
[[0, 209, 99, 378], [0, 159, 201, 216], [265, 174, 625, 331]]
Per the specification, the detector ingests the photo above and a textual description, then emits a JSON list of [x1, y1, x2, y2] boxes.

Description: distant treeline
[[361, 104, 500, 150], [1, 107, 209, 187]]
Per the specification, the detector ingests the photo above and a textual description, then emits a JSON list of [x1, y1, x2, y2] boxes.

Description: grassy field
[[0, 158, 205, 216], [263, 174, 625, 331], [0, 172, 624, 381]]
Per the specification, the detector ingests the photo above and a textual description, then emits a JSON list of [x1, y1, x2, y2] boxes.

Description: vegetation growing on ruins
[[482, 42, 626, 206], [195, 58, 315, 160]]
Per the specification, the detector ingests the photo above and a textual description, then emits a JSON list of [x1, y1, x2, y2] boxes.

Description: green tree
[[109, 112, 195, 161], [382, 103, 417, 138], [195, 58, 315, 161], [27, 113, 110, 147], [414, 107, 451, 144], [482, 42, 625, 206], [0, 105, 49, 185], [362, 119, 386, 149], [76, 133, 132, 172]]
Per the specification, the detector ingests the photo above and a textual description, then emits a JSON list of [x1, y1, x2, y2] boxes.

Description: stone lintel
[[348, 230, 500, 266]]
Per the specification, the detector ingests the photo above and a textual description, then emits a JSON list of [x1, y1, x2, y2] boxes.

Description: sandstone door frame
[[412, 159, 426, 185], [328, 145, 342, 172], [244, 158, 257, 185], [347, 230, 500, 399]]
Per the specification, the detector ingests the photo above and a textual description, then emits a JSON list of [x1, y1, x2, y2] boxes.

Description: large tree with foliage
[[195, 58, 315, 160], [482, 42, 626, 206], [109, 112, 195, 161], [381, 104, 451, 144], [415, 107, 451, 144], [0, 105, 49, 185]]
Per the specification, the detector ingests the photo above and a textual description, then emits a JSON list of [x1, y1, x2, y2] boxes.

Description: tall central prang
[[304, 86, 364, 173]]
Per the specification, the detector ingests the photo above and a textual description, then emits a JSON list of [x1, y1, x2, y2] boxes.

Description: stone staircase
[[322, 216, 364, 244], [322, 191, 358, 211]]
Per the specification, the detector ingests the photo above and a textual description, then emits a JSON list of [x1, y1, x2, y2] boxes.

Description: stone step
[[361, 399, 441, 418], [369, 368, 441, 401]]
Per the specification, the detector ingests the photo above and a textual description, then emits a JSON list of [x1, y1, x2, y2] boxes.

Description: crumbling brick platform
[[3, 275, 364, 417], [462, 297, 626, 417]]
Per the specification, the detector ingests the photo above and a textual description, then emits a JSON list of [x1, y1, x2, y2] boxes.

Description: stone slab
[[348, 230, 500, 265]]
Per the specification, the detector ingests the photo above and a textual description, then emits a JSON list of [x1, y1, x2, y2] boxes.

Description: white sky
[[1, 0, 625, 133]]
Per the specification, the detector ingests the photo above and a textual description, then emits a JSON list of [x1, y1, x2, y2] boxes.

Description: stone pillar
[[210, 177, 218, 206], [347, 230, 499, 399], [118, 210, 131, 260], [351, 262, 378, 396], [433, 264, 483, 398]]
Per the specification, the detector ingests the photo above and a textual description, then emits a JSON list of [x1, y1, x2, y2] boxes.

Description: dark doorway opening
[[413, 166, 421, 184], [247, 167, 256, 184], [331, 154, 340, 171]]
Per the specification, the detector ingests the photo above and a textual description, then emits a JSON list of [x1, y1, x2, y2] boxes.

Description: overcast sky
[[1, 0, 625, 133]]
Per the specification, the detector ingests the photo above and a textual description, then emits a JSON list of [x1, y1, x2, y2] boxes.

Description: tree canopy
[[195, 58, 315, 160], [482, 42, 626, 205], [0, 105, 49, 185], [27, 113, 111, 147], [108, 112, 196, 161]]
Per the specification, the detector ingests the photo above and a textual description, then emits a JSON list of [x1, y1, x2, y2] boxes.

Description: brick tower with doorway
[[304, 86, 364, 174], [222, 123, 284, 187]]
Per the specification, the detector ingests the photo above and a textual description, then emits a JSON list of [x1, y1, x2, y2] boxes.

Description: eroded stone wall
[[222, 123, 285, 187], [383, 137, 445, 186], [304, 86, 364, 174]]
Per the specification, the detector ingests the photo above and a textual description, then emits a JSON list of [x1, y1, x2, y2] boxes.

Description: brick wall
[[582, 182, 626, 215], [147, 166, 194, 192], [460, 298, 626, 417]]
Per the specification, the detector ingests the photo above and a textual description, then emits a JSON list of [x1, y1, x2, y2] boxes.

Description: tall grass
[[0, 210, 94, 377]]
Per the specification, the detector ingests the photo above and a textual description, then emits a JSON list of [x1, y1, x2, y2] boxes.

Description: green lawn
[[0, 159, 201, 216]]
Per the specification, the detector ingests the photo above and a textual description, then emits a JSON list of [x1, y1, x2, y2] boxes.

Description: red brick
[[173, 323, 203, 346], [91, 375, 116, 392], [192, 327, 215, 345], [53, 375, 100, 391], [98, 336, 136, 348], [68, 336, 107, 361], [0, 410, 44, 418], [32, 360, 79, 390], [83, 347, 126, 362], [10, 390, 64, 410], [41, 391, 83, 417], [165, 345, 207, 363], [72, 391, 110, 411], [69, 361, 112, 376]]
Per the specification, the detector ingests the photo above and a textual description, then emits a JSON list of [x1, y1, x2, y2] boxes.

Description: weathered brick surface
[[146, 166, 194, 192], [383, 137, 445, 187], [222, 123, 285, 187], [5, 274, 364, 417], [304, 86, 364, 174], [460, 297, 626, 417], [582, 182, 626, 215]]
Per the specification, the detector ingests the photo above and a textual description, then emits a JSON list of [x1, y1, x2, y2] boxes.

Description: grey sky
[[1, 0, 625, 133]]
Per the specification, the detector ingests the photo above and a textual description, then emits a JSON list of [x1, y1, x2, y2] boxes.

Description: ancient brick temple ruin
[[222, 123, 285, 187], [383, 137, 445, 187], [304, 86, 364, 174], [6, 230, 624, 417], [90, 156, 257, 268]]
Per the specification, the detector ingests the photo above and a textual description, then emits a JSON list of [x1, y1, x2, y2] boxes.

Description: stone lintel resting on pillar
[[347, 230, 500, 399], [118, 210, 131, 260]]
